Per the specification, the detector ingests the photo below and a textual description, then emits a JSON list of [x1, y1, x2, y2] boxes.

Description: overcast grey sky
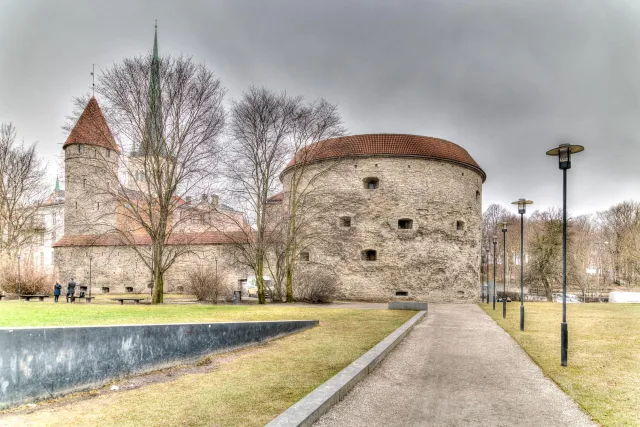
[[1, 0, 639, 215]]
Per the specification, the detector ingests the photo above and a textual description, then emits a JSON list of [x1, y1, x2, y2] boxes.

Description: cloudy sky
[[1, 0, 639, 215]]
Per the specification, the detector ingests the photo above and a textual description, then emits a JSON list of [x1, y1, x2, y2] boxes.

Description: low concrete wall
[[388, 301, 428, 311], [0, 320, 317, 408]]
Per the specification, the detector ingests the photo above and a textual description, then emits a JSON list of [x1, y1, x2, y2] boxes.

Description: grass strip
[[481, 302, 640, 426]]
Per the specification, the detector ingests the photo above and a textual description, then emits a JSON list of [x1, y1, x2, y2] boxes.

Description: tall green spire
[[134, 21, 163, 157], [55, 176, 60, 192]]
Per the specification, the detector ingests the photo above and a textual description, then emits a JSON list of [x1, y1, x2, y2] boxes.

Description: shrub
[[187, 265, 231, 303], [0, 259, 50, 295], [294, 270, 340, 304]]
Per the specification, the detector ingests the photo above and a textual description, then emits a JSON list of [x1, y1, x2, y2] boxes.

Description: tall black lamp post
[[89, 255, 93, 299], [501, 222, 508, 319], [546, 143, 584, 367], [512, 199, 533, 331], [17, 254, 21, 297], [485, 247, 490, 305], [481, 250, 485, 303], [492, 235, 497, 310]]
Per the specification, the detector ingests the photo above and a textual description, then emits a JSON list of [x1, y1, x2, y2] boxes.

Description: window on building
[[125, 287, 134, 293], [106, 148, 111, 158], [476, 190, 480, 201], [83, 178, 86, 188], [398, 219, 413, 229], [363, 177, 379, 189], [200, 214, 205, 225], [340, 216, 352, 227], [52, 213, 56, 225], [97, 202, 100, 210], [176, 286, 184, 293], [102, 287, 110, 293], [40, 232, 44, 245], [361, 250, 377, 261], [40, 252, 44, 267], [396, 291, 409, 296], [79, 145, 85, 154], [52, 230, 57, 241], [456, 220, 465, 231], [299, 252, 310, 262], [75, 201, 77, 209]]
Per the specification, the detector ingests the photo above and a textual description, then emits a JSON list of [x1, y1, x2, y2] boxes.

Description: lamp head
[[501, 221, 508, 233], [511, 198, 534, 214], [492, 235, 498, 245], [546, 143, 584, 170]]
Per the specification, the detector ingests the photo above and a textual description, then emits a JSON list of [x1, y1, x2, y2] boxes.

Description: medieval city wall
[[54, 243, 251, 295], [281, 156, 483, 303]]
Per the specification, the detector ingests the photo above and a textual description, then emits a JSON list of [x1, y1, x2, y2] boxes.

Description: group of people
[[53, 278, 82, 303]]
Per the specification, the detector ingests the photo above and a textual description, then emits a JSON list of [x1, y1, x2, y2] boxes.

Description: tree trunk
[[256, 253, 266, 304], [151, 245, 163, 304], [542, 277, 553, 301], [285, 261, 294, 303]]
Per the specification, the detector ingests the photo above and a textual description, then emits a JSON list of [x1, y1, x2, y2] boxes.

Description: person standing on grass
[[66, 278, 76, 303], [53, 282, 62, 303]]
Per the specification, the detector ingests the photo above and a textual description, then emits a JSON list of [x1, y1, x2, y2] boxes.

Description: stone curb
[[265, 310, 427, 427]]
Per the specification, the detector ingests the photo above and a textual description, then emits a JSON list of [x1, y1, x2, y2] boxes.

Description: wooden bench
[[112, 298, 145, 305], [21, 295, 50, 302], [0, 294, 5, 301]]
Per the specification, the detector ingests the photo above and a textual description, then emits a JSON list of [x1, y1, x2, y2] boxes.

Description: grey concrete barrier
[[0, 320, 317, 408], [388, 301, 428, 311], [266, 310, 426, 427]]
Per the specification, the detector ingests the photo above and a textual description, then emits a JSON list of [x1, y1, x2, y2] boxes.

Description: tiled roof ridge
[[53, 231, 250, 247], [283, 133, 486, 182], [63, 97, 120, 153]]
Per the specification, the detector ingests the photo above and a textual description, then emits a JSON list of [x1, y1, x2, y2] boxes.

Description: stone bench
[[21, 295, 50, 302], [112, 298, 145, 305]]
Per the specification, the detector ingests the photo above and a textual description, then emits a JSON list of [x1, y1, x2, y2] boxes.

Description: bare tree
[[280, 99, 345, 302], [526, 208, 564, 300], [223, 86, 298, 304], [0, 123, 48, 256], [65, 53, 226, 304], [597, 201, 640, 287]]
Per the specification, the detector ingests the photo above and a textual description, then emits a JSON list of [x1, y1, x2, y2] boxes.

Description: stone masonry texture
[[280, 156, 483, 303]]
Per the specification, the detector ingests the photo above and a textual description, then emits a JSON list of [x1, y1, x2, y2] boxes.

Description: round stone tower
[[280, 133, 486, 303], [62, 97, 120, 236]]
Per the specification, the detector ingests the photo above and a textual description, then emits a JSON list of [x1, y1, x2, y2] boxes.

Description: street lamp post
[[17, 255, 21, 297], [480, 251, 484, 303], [501, 222, 508, 319], [546, 143, 584, 367], [89, 255, 93, 299], [492, 235, 498, 310], [485, 247, 490, 305], [512, 199, 533, 331]]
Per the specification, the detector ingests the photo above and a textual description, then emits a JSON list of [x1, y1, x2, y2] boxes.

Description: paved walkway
[[315, 304, 595, 427]]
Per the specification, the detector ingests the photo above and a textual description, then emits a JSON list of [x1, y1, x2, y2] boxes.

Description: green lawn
[[0, 302, 414, 426], [481, 302, 640, 426]]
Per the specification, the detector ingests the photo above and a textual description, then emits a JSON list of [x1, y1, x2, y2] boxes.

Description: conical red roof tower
[[63, 97, 120, 153]]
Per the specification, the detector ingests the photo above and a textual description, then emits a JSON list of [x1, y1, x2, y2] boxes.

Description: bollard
[[233, 290, 241, 305]]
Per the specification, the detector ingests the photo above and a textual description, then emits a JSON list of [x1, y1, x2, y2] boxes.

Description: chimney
[[185, 196, 192, 205], [210, 194, 219, 206], [201, 194, 208, 203]]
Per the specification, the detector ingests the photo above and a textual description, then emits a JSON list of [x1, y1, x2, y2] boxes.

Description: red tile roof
[[283, 134, 486, 182], [63, 97, 120, 153], [267, 192, 284, 203], [53, 231, 249, 247]]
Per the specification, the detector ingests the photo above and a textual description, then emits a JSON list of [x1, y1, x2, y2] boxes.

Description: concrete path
[[315, 304, 595, 427]]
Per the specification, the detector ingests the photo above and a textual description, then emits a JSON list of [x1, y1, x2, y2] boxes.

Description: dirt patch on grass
[[0, 347, 249, 418]]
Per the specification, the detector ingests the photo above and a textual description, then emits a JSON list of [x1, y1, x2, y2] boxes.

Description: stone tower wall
[[281, 156, 483, 303], [63, 144, 119, 236]]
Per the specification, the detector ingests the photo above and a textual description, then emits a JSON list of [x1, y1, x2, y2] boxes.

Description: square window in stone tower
[[340, 216, 351, 227]]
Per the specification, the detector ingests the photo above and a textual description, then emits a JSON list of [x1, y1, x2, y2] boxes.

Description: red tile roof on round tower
[[283, 134, 486, 182], [63, 97, 120, 153]]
